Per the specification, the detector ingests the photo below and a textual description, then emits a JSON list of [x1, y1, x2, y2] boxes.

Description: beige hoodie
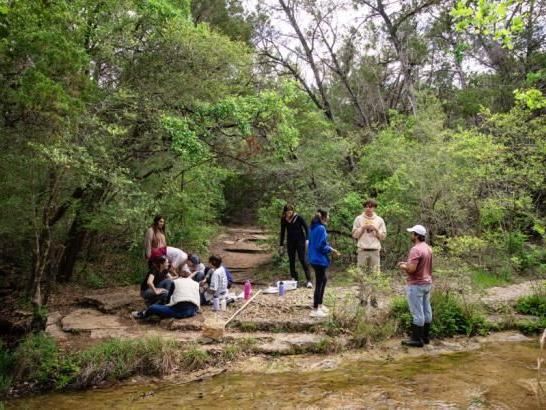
[[352, 213, 387, 250]]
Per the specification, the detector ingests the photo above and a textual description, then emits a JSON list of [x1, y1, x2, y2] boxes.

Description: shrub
[[0, 342, 13, 395], [390, 291, 489, 337], [11, 333, 77, 390], [516, 294, 546, 317]]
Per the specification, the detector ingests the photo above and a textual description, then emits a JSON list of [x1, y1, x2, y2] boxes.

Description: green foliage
[[451, 0, 525, 49], [181, 346, 210, 371], [515, 285, 546, 317], [0, 342, 13, 395], [12, 333, 77, 390], [390, 291, 490, 338], [73, 337, 180, 388]]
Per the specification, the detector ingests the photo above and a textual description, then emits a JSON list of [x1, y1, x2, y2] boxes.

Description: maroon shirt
[[406, 241, 433, 285]]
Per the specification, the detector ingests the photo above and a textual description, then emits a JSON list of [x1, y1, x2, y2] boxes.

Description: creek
[[8, 340, 544, 409]]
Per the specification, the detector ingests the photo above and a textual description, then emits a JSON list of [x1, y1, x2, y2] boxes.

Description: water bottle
[[279, 281, 285, 297], [213, 296, 220, 311], [220, 297, 227, 311], [244, 280, 252, 300]]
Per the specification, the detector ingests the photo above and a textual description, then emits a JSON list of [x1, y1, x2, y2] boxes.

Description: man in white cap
[[397, 224, 433, 348]]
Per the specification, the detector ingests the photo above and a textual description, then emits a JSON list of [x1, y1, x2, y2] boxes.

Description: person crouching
[[132, 269, 200, 320]]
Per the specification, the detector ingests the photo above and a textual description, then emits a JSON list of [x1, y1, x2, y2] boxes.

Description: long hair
[[311, 209, 328, 225], [152, 214, 165, 234], [281, 204, 294, 219]]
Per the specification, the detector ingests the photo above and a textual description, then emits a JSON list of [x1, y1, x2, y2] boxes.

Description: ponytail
[[311, 209, 328, 225]]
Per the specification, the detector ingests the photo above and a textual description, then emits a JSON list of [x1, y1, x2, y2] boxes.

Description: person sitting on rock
[[140, 255, 173, 305], [201, 255, 228, 305], [132, 269, 200, 319], [186, 254, 206, 282]]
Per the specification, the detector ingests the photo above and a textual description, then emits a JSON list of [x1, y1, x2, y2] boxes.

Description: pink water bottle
[[244, 280, 252, 300]]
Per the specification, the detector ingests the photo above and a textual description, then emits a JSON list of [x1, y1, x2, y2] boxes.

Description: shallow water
[[8, 341, 545, 409]]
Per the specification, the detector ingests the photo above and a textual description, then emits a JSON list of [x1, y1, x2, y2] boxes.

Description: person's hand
[[397, 262, 407, 270], [333, 249, 341, 257], [155, 288, 167, 295]]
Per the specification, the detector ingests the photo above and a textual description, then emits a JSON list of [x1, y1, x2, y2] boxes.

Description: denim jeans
[[406, 284, 432, 326], [141, 279, 173, 305], [144, 301, 198, 319]]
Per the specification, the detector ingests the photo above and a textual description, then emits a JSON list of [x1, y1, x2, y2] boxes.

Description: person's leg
[[403, 285, 425, 347], [317, 266, 328, 307], [287, 241, 298, 281], [296, 241, 311, 282], [144, 304, 176, 318], [172, 302, 199, 319], [312, 265, 325, 309], [357, 249, 366, 268], [370, 250, 381, 273], [422, 284, 433, 344]]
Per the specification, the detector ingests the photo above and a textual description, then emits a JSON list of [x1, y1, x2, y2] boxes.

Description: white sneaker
[[306, 281, 313, 289], [319, 305, 330, 313], [310, 309, 327, 318]]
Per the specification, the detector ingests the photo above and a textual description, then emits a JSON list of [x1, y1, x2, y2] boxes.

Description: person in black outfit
[[140, 255, 173, 305], [279, 204, 312, 287]]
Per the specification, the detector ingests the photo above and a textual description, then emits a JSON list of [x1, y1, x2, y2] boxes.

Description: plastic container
[[212, 296, 220, 311], [276, 280, 297, 291], [244, 280, 252, 300], [220, 297, 227, 311], [278, 281, 285, 297]]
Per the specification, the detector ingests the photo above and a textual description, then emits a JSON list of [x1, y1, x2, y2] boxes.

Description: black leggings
[[311, 264, 327, 309], [287, 240, 310, 281]]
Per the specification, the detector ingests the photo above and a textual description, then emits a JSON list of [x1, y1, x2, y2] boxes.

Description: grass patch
[[180, 346, 210, 371], [471, 269, 511, 289], [390, 290, 490, 338], [515, 285, 546, 317]]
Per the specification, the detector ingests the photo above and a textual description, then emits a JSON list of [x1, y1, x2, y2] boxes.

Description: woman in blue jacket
[[307, 209, 340, 318]]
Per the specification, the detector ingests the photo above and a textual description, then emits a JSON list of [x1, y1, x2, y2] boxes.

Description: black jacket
[[280, 214, 308, 245]]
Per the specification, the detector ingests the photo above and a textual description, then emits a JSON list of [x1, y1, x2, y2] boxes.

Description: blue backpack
[[225, 266, 234, 288]]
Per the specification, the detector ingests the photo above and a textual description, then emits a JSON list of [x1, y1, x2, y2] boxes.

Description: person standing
[[352, 199, 387, 272], [307, 210, 340, 318], [397, 224, 433, 348], [143, 215, 188, 271], [279, 205, 312, 288]]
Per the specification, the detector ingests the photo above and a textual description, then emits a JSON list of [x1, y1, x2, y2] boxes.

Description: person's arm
[[352, 218, 363, 239], [144, 228, 153, 259], [279, 219, 286, 246], [318, 227, 340, 256], [147, 274, 166, 295], [208, 271, 219, 296], [398, 248, 419, 274], [377, 218, 387, 241], [300, 216, 309, 241]]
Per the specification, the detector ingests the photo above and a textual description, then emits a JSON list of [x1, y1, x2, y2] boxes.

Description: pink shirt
[[406, 241, 433, 285]]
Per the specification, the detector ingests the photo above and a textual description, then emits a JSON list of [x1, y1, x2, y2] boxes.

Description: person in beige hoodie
[[352, 199, 387, 272]]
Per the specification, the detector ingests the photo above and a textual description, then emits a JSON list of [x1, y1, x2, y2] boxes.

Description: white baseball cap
[[407, 224, 427, 236]]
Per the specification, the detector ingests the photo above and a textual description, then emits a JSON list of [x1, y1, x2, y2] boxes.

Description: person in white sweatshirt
[[132, 269, 200, 319], [352, 199, 387, 272]]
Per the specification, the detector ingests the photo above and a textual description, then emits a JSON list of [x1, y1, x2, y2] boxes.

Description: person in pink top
[[397, 224, 433, 348]]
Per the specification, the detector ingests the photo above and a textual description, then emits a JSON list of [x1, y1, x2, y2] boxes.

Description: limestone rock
[[62, 309, 126, 332]]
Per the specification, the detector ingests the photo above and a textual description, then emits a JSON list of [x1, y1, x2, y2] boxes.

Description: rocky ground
[[3, 225, 544, 360]]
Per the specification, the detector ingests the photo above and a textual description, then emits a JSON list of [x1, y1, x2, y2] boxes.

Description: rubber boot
[[423, 323, 431, 345], [401, 324, 424, 347]]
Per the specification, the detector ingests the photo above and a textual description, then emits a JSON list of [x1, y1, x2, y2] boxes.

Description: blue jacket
[[307, 222, 333, 267]]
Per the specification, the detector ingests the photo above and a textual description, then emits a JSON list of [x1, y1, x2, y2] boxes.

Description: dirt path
[[208, 226, 272, 283]]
